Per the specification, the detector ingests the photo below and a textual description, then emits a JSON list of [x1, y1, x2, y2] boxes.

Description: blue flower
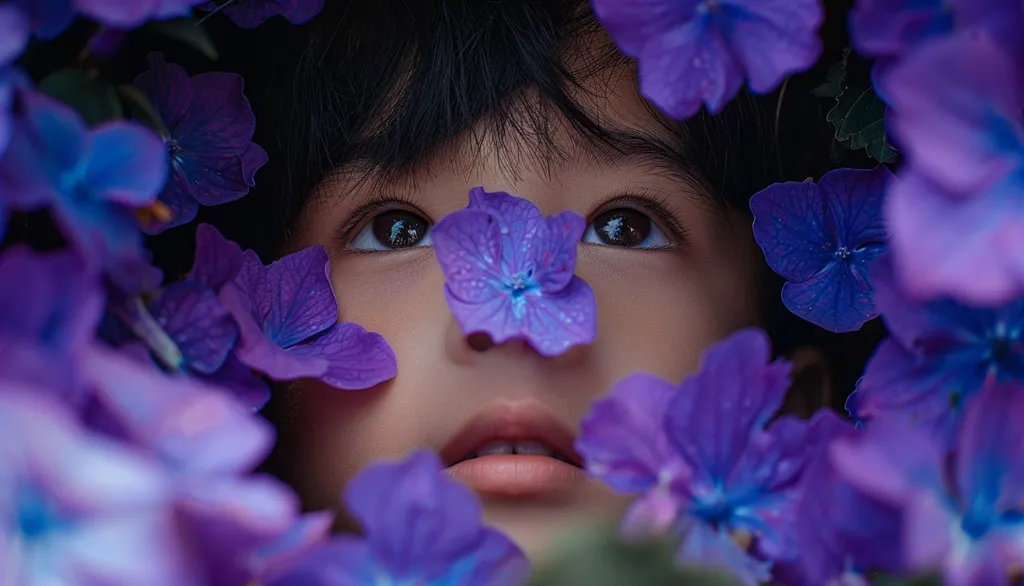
[[431, 187, 597, 357], [590, 0, 823, 119], [273, 450, 529, 586], [847, 255, 1024, 441], [0, 90, 168, 273], [750, 167, 891, 332], [833, 383, 1024, 585]]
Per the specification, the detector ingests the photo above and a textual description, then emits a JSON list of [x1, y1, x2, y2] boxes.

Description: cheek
[[577, 245, 760, 384]]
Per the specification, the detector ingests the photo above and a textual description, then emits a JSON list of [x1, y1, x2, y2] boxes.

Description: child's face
[[278, 59, 764, 560]]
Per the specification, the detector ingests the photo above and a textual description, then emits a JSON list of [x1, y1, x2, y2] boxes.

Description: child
[[212, 0, 844, 562]]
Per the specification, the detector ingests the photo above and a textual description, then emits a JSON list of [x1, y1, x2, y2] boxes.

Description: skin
[[275, 51, 768, 562]]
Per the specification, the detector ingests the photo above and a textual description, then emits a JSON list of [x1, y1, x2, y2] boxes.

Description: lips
[[441, 402, 586, 498]]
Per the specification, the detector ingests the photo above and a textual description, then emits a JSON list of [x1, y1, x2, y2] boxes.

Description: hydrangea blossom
[[0, 246, 102, 397], [198, 0, 324, 28], [577, 329, 822, 584], [750, 167, 891, 332], [832, 382, 1024, 586], [590, 0, 823, 119], [133, 53, 268, 232], [0, 90, 168, 273], [432, 187, 597, 357], [276, 450, 529, 586], [883, 33, 1024, 305], [220, 245, 398, 389], [0, 388, 195, 585], [846, 255, 1024, 440]]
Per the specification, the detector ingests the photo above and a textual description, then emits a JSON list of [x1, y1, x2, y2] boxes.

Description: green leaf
[[528, 523, 743, 586], [39, 69, 123, 125], [823, 49, 898, 164], [812, 59, 846, 98], [146, 18, 219, 60]]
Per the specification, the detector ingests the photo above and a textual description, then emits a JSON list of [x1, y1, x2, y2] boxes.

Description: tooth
[[476, 441, 514, 456], [514, 440, 554, 457]]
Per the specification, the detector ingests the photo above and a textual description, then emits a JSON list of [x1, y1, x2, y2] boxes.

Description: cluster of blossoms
[[2, 0, 1023, 584]]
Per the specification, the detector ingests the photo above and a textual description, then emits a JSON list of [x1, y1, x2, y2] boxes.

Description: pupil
[[594, 209, 650, 247], [372, 211, 427, 249]]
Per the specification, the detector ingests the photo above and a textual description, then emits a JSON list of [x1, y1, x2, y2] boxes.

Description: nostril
[[467, 333, 495, 352]]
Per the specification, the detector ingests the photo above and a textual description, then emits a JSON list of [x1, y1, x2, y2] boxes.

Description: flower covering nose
[[432, 187, 597, 357]]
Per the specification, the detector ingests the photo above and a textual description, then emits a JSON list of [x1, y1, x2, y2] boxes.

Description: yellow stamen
[[135, 201, 173, 229]]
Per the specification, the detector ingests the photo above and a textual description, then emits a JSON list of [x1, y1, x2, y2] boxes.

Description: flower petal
[[176, 71, 258, 156], [433, 208, 505, 304], [235, 247, 340, 350], [534, 210, 586, 293], [344, 450, 488, 577], [133, 52, 195, 132], [750, 179, 833, 283], [467, 187, 546, 274], [149, 280, 239, 375], [780, 256, 879, 333], [0, 5, 30, 68], [204, 353, 271, 412], [189, 222, 244, 291], [725, 0, 824, 94], [955, 383, 1024, 513], [576, 371, 682, 494], [287, 322, 397, 390], [664, 328, 791, 486]]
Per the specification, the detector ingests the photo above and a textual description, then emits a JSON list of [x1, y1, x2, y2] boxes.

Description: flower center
[[834, 246, 852, 261], [505, 271, 538, 297]]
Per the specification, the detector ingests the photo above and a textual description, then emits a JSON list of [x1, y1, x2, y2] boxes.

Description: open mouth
[[441, 402, 587, 496], [454, 439, 580, 466]]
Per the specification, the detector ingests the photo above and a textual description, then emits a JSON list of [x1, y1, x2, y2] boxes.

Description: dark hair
[[150, 0, 878, 402]]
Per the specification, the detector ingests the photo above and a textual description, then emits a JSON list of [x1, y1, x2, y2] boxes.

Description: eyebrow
[[592, 128, 714, 202]]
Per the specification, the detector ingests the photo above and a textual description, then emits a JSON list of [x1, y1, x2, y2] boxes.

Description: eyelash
[[334, 189, 689, 251]]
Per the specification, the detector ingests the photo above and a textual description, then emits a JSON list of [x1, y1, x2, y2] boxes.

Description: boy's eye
[[582, 208, 670, 249], [350, 210, 432, 251]]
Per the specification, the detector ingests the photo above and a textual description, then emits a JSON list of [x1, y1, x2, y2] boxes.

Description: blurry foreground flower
[[833, 383, 1024, 586], [750, 167, 890, 332], [198, 0, 324, 28], [884, 33, 1024, 305], [74, 0, 207, 28], [847, 256, 1024, 441], [432, 187, 597, 357], [578, 329, 822, 584], [220, 245, 398, 389], [0, 388, 194, 585], [590, 0, 823, 119], [0, 246, 102, 397], [0, 90, 167, 273], [134, 53, 267, 232], [274, 450, 529, 586]]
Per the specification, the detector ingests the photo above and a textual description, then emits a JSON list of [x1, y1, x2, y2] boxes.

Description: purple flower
[[0, 246, 102, 398], [780, 410, 903, 585], [276, 450, 529, 586], [577, 372, 690, 539], [74, 0, 206, 28], [0, 89, 168, 272], [590, 0, 823, 120], [577, 328, 816, 584], [846, 255, 1024, 441], [432, 187, 597, 357], [198, 0, 324, 28], [3, 0, 75, 45], [133, 53, 268, 232], [0, 388, 195, 585], [220, 245, 398, 389], [883, 33, 1024, 305], [832, 383, 1024, 586], [750, 167, 891, 332], [664, 329, 807, 582]]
